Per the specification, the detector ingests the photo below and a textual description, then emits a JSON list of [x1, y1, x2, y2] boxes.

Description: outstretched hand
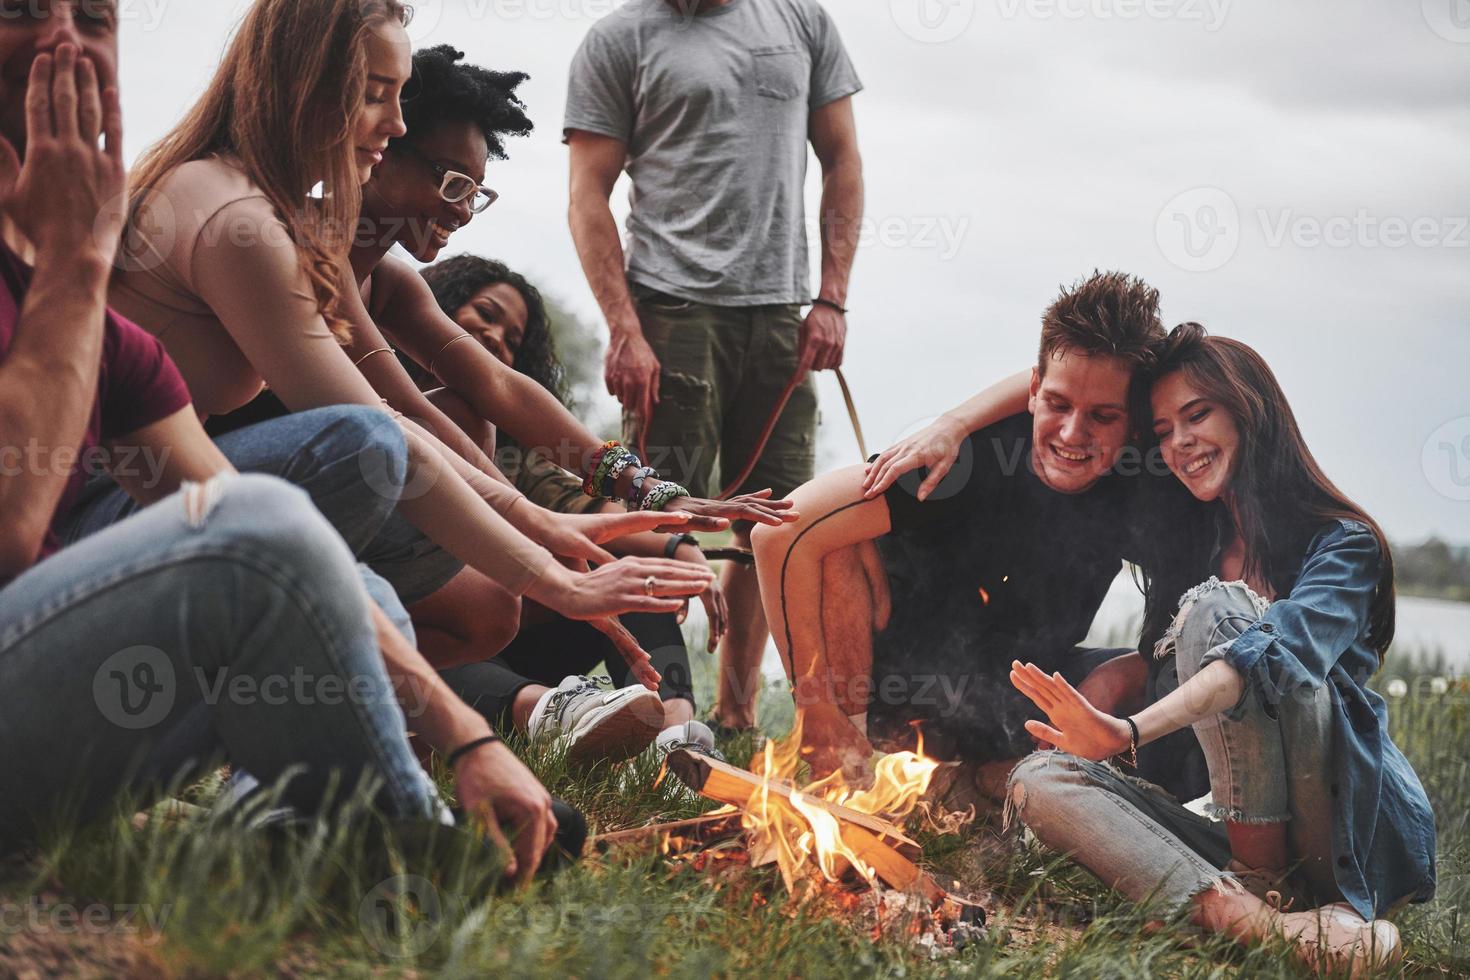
[[1009, 660, 1131, 761], [655, 487, 798, 532], [521, 507, 695, 565]]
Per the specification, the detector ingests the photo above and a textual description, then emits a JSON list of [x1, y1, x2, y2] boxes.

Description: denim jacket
[[1224, 519, 1438, 919]]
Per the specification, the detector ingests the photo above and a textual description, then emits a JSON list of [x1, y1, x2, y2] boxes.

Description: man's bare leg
[[713, 524, 768, 729], [750, 465, 894, 772]]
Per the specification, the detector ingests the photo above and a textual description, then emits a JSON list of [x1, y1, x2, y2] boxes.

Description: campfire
[[609, 718, 986, 951]]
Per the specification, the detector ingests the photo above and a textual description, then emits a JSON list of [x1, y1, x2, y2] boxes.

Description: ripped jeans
[[1008, 579, 1339, 916], [0, 474, 440, 850]]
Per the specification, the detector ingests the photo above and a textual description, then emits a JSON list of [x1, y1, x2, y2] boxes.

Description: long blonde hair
[[130, 0, 410, 340]]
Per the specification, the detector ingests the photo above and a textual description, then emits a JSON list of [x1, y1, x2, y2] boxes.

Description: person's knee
[[1173, 579, 1266, 676], [420, 578, 521, 665], [750, 508, 808, 566], [324, 404, 409, 504], [205, 474, 358, 581], [472, 586, 522, 655], [1006, 751, 1084, 822]]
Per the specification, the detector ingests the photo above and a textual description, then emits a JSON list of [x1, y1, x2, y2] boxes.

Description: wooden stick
[[665, 750, 919, 853], [592, 811, 740, 849], [665, 749, 948, 898]]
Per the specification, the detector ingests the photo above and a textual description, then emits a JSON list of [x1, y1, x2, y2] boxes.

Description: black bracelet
[[810, 297, 847, 315], [446, 734, 502, 768], [664, 533, 699, 559], [1122, 716, 1140, 766]]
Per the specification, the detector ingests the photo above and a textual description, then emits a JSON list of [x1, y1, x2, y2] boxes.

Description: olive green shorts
[[624, 282, 817, 502]]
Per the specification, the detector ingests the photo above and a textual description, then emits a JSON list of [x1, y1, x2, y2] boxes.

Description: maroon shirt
[[0, 243, 191, 577]]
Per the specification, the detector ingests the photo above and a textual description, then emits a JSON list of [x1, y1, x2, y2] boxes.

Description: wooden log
[[665, 749, 920, 855], [591, 811, 741, 850], [666, 749, 948, 900]]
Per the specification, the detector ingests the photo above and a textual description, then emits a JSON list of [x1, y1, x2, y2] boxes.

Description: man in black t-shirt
[[751, 272, 1168, 790]]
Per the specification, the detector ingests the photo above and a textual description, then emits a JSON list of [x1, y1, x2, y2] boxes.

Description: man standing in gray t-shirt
[[566, 0, 863, 731]]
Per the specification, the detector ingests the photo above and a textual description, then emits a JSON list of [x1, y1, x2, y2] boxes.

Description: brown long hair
[[1137, 323, 1396, 662], [129, 0, 410, 340]]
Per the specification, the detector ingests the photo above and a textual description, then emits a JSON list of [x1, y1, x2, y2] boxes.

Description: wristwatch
[[664, 533, 700, 559]]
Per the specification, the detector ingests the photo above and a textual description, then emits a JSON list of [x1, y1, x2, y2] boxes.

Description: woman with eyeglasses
[[110, 1, 729, 686]]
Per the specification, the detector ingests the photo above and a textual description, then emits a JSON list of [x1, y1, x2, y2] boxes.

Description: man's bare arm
[[0, 50, 125, 578], [567, 130, 639, 338], [809, 96, 863, 311]]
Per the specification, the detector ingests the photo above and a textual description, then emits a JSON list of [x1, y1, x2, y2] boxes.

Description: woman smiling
[[1008, 323, 1436, 974]]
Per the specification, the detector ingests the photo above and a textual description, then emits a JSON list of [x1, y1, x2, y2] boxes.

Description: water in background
[[1082, 573, 1470, 672], [743, 570, 1470, 681]]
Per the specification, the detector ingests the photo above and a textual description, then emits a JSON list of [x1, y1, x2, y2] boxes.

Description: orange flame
[[740, 713, 939, 895]]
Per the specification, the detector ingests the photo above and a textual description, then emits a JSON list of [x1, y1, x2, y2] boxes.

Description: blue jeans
[[0, 474, 440, 849], [1009, 580, 1340, 915], [64, 407, 465, 640]]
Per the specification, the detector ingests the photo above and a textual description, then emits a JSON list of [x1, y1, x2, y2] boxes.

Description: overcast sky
[[118, 0, 1470, 544]]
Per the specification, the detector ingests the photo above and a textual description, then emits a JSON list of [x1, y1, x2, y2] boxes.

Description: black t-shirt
[[879, 413, 1142, 659], [870, 413, 1151, 761]]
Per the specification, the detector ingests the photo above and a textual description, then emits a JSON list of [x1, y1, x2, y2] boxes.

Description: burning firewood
[[664, 749, 921, 856], [665, 749, 967, 909]]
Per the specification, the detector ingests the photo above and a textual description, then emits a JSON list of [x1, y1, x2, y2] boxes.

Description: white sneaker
[[656, 720, 725, 762], [528, 676, 664, 764], [1276, 902, 1402, 977]]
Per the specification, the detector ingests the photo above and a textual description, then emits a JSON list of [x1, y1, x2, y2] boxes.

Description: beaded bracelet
[[624, 466, 656, 506], [640, 481, 690, 512], [603, 452, 638, 497], [581, 441, 617, 497]]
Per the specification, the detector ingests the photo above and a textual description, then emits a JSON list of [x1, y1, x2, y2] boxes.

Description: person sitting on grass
[[341, 45, 734, 762], [0, 11, 569, 885], [1007, 323, 1436, 974], [750, 272, 1186, 802], [108, 0, 721, 702], [190, 34, 788, 757], [416, 254, 730, 763]]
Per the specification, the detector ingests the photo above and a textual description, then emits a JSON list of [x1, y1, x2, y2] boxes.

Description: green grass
[[1, 644, 1465, 978]]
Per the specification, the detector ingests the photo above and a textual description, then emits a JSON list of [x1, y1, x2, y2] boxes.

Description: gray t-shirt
[[565, 0, 862, 307]]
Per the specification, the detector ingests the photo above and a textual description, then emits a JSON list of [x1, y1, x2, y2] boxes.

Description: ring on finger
[[644, 575, 657, 596]]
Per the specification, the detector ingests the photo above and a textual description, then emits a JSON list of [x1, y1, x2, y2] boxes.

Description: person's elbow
[[750, 515, 801, 573]]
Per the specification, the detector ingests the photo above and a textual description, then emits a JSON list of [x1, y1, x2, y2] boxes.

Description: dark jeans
[[441, 613, 695, 731]]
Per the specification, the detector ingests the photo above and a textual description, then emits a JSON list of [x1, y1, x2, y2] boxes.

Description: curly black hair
[[397, 44, 532, 159], [418, 254, 570, 408]]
